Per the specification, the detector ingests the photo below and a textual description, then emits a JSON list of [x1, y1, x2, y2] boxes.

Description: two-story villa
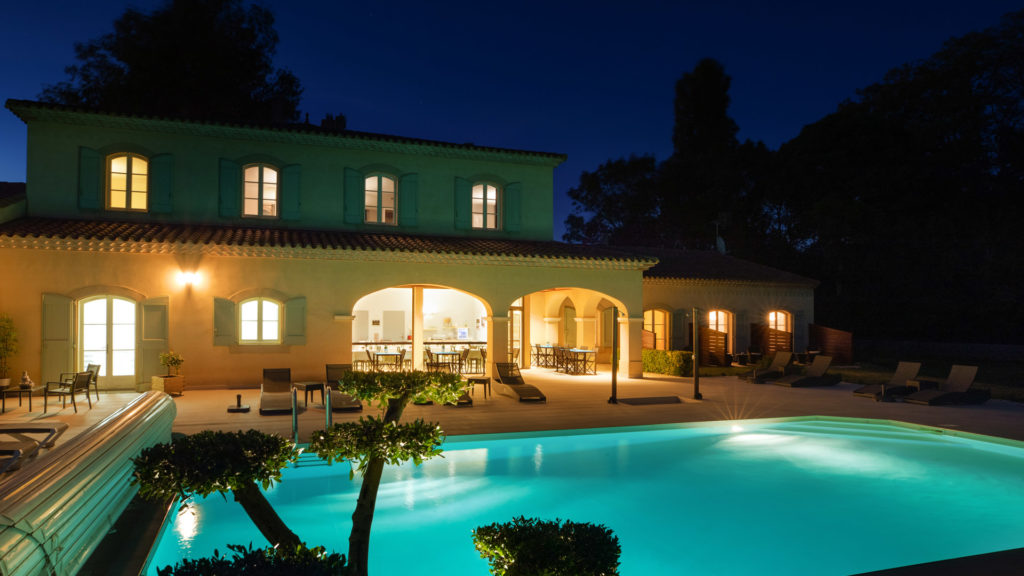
[[0, 99, 818, 393]]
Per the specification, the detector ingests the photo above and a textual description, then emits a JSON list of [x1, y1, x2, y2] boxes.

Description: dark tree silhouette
[[563, 155, 659, 245], [40, 0, 303, 124], [777, 9, 1024, 342]]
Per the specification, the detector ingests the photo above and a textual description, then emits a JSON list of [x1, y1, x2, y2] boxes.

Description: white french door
[[80, 296, 137, 388]]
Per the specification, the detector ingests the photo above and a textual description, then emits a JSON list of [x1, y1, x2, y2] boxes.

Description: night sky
[[1, 1, 1018, 239]]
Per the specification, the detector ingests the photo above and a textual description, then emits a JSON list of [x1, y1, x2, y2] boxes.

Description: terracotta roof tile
[[0, 217, 654, 265], [636, 246, 818, 286]]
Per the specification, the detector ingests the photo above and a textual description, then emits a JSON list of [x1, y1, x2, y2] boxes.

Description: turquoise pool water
[[147, 418, 1024, 575]]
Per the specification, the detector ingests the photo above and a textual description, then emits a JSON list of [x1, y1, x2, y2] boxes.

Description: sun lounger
[[325, 364, 362, 412], [494, 363, 546, 403], [0, 439, 41, 474], [852, 361, 921, 400], [772, 355, 841, 387], [903, 365, 986, 406], [259, 368, 294, 415], [740, 351, 793, 382], [0, 422, 70, 448]]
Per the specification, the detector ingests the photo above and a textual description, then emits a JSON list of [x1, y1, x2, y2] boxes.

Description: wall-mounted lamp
[[177, 271, 202, 286]]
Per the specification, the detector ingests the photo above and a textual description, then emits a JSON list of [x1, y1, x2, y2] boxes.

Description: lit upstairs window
[[365, 175, 396, 225], [243, 164, 278, 217], [108, 153, 148, 211], [472, 183, 500, 229], [240, 298, 281, 343]]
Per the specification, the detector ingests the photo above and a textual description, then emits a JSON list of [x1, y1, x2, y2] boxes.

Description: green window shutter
[[149, 154, 174, 214], [504, 182, 522, 232], [398, 173, 418, 227], [219, 159, 241, 218], [140, 297, 169, 380], [454, 177, 471, 230], [343, 167, 364, 224], [41, 293, 73, 385], [280, 164, 301, 220], [283, 296, 306, 346], [213, 297, 237, 346], [671, 310, 687, 351], [78, 147, 102, 210]]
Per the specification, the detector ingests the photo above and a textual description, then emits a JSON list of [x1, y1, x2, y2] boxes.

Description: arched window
[[768, 310, 790, 332], [708, 310, 729, 333], [108, 153, 148, 211], [243, 164, 278, 217], [472, 183, 500, 229], [365, 174, 397, 225], [643, 309, 669, 350], [240, 298, 281, 343], [80, 296, 137, 387]]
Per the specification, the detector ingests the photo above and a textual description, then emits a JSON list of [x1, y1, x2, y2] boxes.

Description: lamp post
[[692, 307, 702, 400], [608, 306, 618, 404]]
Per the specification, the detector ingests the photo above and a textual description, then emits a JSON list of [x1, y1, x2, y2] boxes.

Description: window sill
[[228, 343, 289, 353]]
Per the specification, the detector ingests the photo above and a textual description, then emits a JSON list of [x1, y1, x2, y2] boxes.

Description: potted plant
[[152, 350, 185, 395], [0, 313, 18, 388], [159, 350, 184, 376]]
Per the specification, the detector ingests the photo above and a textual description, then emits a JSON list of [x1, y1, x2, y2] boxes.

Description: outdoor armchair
[[44, 371, 93, 413]]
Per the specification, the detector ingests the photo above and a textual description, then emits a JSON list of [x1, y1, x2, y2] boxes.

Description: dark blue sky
[[1, 1, 1018, 238]]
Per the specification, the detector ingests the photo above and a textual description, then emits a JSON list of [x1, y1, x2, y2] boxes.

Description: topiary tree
[[309, 370, 465, 576], [133, 429, 302, 548], [473, 516, 621, 576], [156, 542, 346, 576]]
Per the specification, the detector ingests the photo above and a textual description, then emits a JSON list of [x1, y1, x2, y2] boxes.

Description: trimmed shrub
[[473, 516, 620, 576], [642, 349, 693, 377], [156, 543, 346, 576]]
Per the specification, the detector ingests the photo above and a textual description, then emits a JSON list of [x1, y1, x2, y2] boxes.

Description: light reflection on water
[[148, 419, 1024, 575]]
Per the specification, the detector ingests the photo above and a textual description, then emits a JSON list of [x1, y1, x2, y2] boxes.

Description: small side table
[[294, 381, 324, 406], [2, 385, 45, 412], [466, 377, 490, 399]]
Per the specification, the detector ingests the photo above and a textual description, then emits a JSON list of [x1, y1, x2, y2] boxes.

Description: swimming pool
[[147, 417, 1024, 575]]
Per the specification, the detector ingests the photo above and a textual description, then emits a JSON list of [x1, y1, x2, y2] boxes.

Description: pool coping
[[137, 415, 1024, 575]]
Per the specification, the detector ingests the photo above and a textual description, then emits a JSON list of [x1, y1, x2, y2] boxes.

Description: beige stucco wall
[[642, 279, 815, 353], [0, 244, 647, 389]]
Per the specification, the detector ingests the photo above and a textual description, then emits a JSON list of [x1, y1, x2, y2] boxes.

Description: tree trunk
[[347, 396, 410, 576], [233, 481, 301, 549]]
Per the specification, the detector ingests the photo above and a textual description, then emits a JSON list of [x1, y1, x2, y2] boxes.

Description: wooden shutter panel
[[213, 297, 236, 346], [280, 164, 301, 220], [219, 159, 241, 218], [149, 154, 174, 214], [343, 167, 364, 224], [504, 182, 522, 232], [41, 293, 73, 385], [140, 297, 169, 380], [454, 177, 471, 230], [78, 147, 102, 210], [398, 173, 418, 227], [283, 297, 306, 346]]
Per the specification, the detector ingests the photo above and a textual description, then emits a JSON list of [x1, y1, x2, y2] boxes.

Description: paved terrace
[[2, 368, 1022, 443]]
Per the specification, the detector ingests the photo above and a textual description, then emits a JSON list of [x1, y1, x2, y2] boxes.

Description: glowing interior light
[[731, 425, 744, 432]]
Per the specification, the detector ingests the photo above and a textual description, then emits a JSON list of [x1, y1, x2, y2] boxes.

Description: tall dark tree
[[662, 58, 761, 251], [40, 0, 302, 124], [563, 155, 659, 245], [778, 9, 1024, 342]]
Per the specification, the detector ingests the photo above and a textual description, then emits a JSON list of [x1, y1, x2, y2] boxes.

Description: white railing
[[0, 391, 176, 576]]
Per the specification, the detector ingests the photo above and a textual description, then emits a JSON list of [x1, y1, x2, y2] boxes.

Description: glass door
[[81, 296, 137, 388]]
